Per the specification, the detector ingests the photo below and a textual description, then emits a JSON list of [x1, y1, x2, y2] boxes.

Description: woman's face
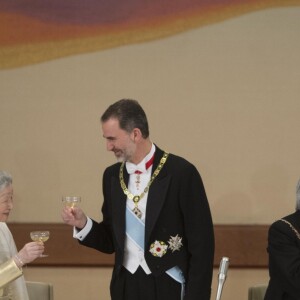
[[0, 184, 13, 222]]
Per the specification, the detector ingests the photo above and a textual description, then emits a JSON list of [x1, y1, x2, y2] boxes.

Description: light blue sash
[[126, 206, 185, 299]]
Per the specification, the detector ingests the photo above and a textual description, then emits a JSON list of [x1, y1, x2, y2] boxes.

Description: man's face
[[0, 184, 13, 222], [102, 118, 136, 162]]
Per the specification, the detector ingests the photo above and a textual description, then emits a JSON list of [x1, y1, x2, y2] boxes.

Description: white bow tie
[[126, 162, 147, 175]]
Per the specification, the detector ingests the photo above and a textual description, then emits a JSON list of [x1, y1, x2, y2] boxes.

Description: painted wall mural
[[0, 0, 299, 69]]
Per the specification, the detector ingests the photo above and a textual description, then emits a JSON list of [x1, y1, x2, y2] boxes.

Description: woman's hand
[[14, 242, 45, 267]]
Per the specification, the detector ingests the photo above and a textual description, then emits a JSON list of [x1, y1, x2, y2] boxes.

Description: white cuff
[[73, 217, 93, 241]]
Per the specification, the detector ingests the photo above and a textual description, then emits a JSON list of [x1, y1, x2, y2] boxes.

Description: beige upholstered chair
[[248, 284, 267, 300], [26, 281, 53, 300]]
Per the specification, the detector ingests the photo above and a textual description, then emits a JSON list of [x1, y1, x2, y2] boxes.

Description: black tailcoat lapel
[[111, 174, 126, 251], [144, 166, 170, 245]]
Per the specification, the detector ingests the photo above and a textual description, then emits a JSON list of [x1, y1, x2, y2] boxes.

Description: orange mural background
[[0, 0, 299, 69]]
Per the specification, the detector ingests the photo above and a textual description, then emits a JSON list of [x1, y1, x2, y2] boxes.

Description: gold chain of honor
[[119, 152, 169, 218]]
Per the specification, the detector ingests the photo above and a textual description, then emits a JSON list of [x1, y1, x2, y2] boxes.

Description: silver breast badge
[[168, 234, 183, 252]]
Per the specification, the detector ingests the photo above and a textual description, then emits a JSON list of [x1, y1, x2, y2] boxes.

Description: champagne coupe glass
[[62, 196, 81, 208], [30, 231, 50, 257]]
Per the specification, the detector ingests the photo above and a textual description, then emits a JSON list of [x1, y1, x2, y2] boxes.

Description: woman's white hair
[[0, 171, 12, 192]]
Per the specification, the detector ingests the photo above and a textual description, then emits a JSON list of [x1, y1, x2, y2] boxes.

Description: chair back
[[26, 281, 53, 300], [248, 284, 267, 300]]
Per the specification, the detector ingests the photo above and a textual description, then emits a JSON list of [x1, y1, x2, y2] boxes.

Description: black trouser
[[110, 266, 181, 300]]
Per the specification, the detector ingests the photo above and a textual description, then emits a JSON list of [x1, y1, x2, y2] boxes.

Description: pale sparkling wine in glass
[[30, 231, 50, 257], [62, 196, 81, 208]]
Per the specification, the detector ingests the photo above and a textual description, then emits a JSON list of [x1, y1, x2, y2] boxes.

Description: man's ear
[[132, 128, 142, 142]]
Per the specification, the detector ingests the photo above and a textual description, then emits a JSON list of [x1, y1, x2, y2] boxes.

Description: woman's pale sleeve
[[0, 258, 22, 288]]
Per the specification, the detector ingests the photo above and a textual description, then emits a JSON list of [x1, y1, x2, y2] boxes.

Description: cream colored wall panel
[[0, 7, 299, 224]]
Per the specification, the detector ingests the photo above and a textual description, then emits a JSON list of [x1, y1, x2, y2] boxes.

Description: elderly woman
[[264, 180, 300, 300], [0, 171, 44, 299]]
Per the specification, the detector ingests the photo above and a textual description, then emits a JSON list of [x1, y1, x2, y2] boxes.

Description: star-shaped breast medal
[[168, 234, 183, 252]]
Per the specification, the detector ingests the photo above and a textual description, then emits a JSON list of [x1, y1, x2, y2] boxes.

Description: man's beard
[[114, 150, 127, 162], [115, 155, 125, 163]]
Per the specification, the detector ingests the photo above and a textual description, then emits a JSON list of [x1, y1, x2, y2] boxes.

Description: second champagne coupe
[[30, 231, 50, 257], [62, 196, 81, 208]]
